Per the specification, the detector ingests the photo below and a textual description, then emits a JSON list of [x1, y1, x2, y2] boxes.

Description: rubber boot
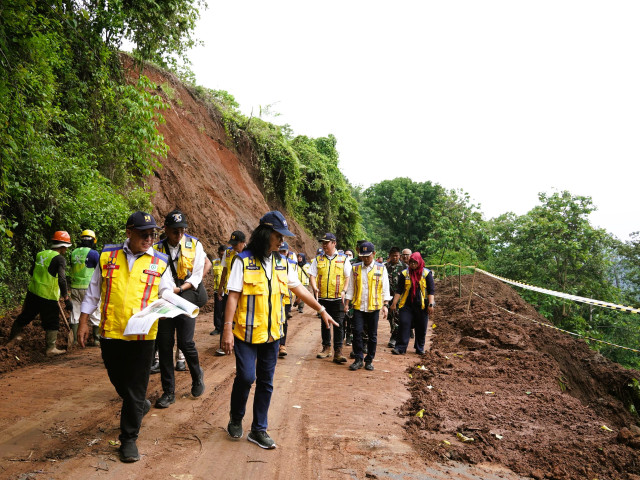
[[92, 326, 101, 347], [8, 322, 24, 342], [333, 347, 347, 364], [45, 330, 65, 356], [71, 323, 78, 345]]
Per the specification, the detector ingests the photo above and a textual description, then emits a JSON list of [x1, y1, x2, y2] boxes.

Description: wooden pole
[[466, 266, 478, 314]]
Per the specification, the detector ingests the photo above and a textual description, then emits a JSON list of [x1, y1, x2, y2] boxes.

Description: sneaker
[[155, 393, 175, 409], [210, 329, 221, 336], [298, 308, 304, 313], [150, 359, 160, 374], [215, 348, 226, 356], [316, 346, 331, 359], [248, 430, 276, 449], [227, 418, 243, 439], [364, 362, 374, 371], [175, 360, 187, 371], [278, 345, 287, 358], [191, 366, 205, 397], [349, 359, 363, 370], [416, 350, 425, 355], [387, 338, 396, 348], [142, 399, 151, 416], [349, 350, 356, 359], [391, 348, 403, 355], [345, 335, 352, 346], [119, 441, 140, 463]]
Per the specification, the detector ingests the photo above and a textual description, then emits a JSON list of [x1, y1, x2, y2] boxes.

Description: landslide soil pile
[[406, 273, 640, 480], [0, 59, 319, 372]]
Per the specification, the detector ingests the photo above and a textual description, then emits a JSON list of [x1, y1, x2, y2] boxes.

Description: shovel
[[58, 301, 75, 348]]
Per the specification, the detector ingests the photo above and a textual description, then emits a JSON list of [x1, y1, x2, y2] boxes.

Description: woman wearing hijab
[[222, 211, 337, 449], [389, 252, 435, 355]]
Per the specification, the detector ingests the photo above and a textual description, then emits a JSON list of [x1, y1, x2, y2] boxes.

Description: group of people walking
[[6, 208, 435, 461]]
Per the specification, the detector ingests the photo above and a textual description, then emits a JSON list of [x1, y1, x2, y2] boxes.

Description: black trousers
[[280, 304, 291, 346], [156, 285, 206, 393], [319, 299, 345, 348], [12, 291, 60, 332], [100, 338, 155, 444], [213, 292, 225, 331], [352, 309, 379, 363]]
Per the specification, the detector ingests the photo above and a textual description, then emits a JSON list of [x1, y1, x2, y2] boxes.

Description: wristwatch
[[428, 303, 435, 307]]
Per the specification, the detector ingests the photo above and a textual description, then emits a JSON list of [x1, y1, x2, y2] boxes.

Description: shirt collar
[[123, 238, 155, 258]]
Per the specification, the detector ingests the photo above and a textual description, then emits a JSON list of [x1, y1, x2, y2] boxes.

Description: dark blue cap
[[279, 242, 290, 251], [164, 210, 188, 228], [259, 211, 295, 237], [320, 232, 336, 242], [126, 211, 158, 230], [229, 230, 246, 245], [358, 241, 375, 256]]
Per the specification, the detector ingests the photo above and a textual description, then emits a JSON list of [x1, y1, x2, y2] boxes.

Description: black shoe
[[391, 348, 403, 355], [150, 360, 160, 374], [364, 362, 374, 371], [210, 329, 221, 336], [286, 312, 292, 320], [410, 330, 415, 339], [349, 351, 356, 359], [248, 430, 276, 449], [119, 442, 140, 463], [345, 335, 352, 346], [142, 399, 151, 416], [416, 350, 425, 355], [155, 393, 175, 409], [175, 360, 187, 371], [363, 344, 368, 354], [227, 418, 243, 439], [349, 359, 364, 370], [387, 339, 396, 348], [191, 366, 205, 397]]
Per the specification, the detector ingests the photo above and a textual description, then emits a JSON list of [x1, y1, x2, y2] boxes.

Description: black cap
[[164, 210, 188, 228], [320, 232, 336, 242], [126, 211, 158, 230], [229, 230, 246, 245], [259, 211, 295, 237], [358, 241, 375, 256]]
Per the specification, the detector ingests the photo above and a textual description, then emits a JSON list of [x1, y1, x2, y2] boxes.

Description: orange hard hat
[[52, 231, 71, 245]]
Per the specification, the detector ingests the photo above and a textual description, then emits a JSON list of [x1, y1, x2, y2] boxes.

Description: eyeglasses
[[136, 231, 157, 239]]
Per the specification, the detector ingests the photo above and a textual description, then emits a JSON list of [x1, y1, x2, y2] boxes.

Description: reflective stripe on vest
[[99, 244, 168, 341], [232, 252, 289, 344], [27, 250, 60, 300]]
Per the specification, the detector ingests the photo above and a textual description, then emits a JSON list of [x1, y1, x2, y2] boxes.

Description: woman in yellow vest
[[389, 252, 435, 355], [77, 212, 175, 463], [295, 252, 311, 313], [222, 211, 337, 450]]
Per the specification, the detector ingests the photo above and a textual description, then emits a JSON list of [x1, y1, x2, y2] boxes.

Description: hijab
[[297, 253, 307, 266], [409, 252, 425, 301]]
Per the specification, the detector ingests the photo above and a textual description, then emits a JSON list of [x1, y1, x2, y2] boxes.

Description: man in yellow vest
[[345, 241, 392, 371], [216, 230, 246, 356], [153, 210, 208, 409], [8, 231, 73, 356], [68, 229, 101, 346], [77, 211, 174, 463], [309, 232, 352, 364], [210, 244, 226, 335], [277, 242, 297, 358]]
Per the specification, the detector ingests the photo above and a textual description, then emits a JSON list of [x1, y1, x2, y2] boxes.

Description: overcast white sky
[[186, 1, 639, 240]]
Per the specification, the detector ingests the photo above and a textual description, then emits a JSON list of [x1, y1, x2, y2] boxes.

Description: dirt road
[[0, 307, 525, 480]]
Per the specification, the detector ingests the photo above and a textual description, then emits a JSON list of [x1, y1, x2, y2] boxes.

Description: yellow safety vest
[[154, 234, 198, 281], [212, 258, 223, 290], [27, 250, 60, 300], [298, 263, 310, 286], [221, 246, 239, 293], [351, 262, 385, 311], [314, 253, 347, 299], [232, 251, 289, 344], [99, 244, 168, 341], [397, 268, 431, 309]]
